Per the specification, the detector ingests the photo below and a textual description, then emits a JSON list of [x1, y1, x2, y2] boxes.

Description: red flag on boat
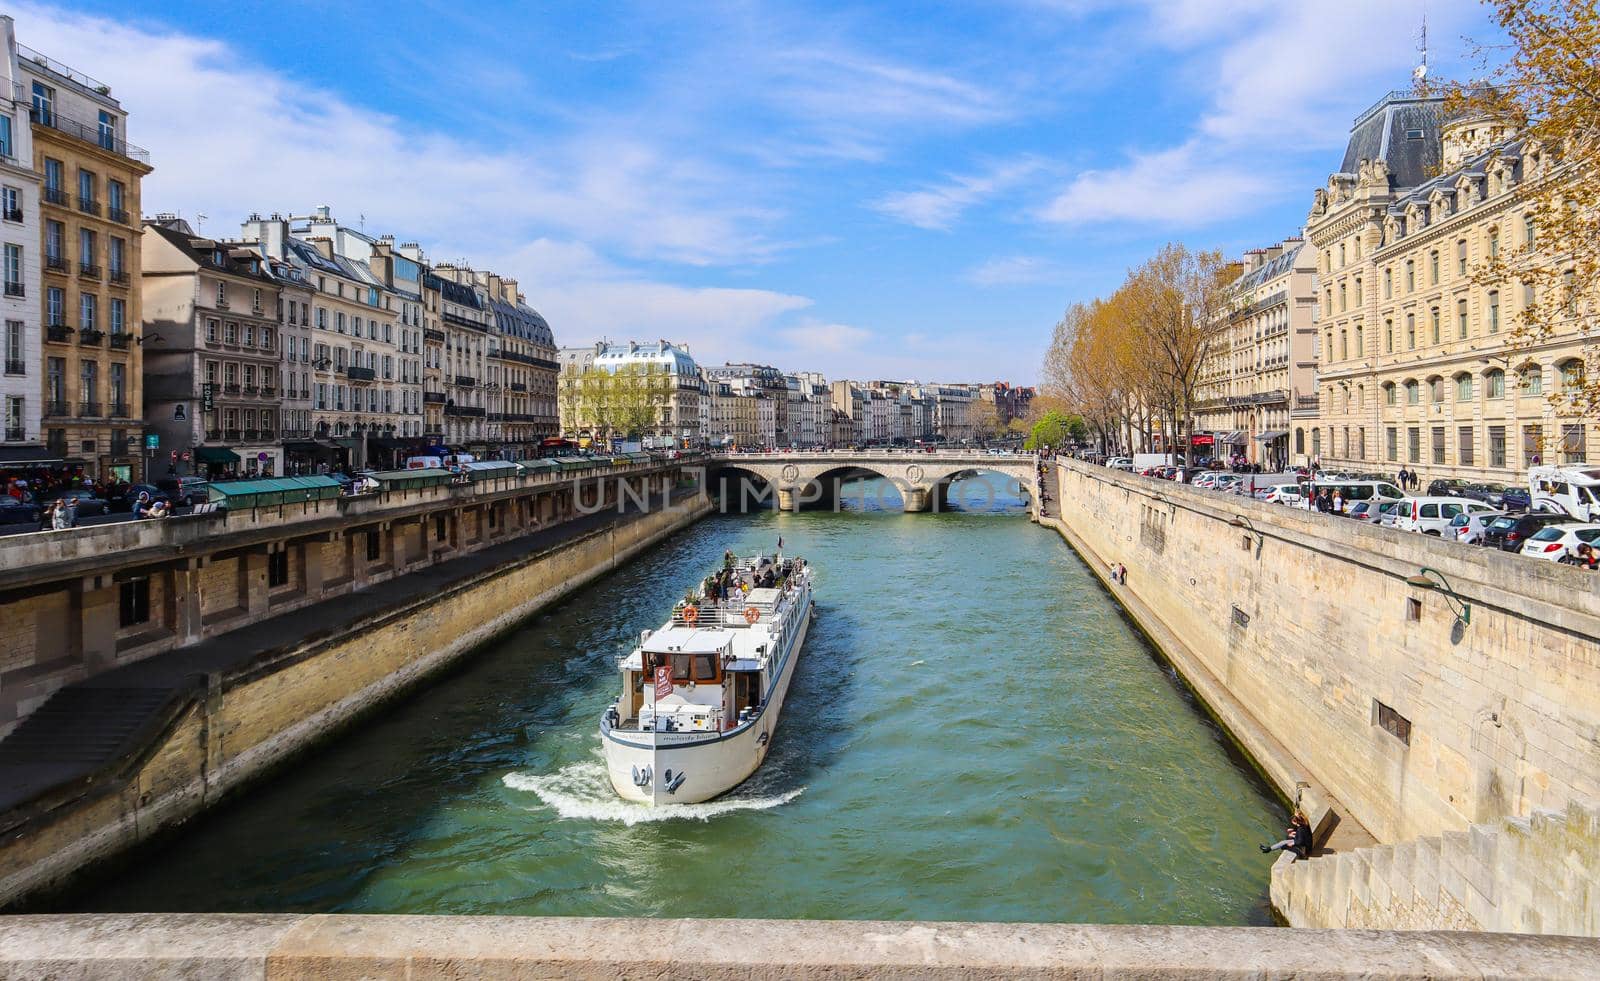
[[654, 665, 673, 699]]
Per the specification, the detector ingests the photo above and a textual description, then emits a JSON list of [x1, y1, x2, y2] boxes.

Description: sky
[[11, 0, 1499, 384]]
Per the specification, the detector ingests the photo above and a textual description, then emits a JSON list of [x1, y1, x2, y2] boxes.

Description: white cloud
[[776, 321, 872, 354], [873, 159, 1042, 230], [1041, 142, 1271, 226], [965, 255, 1068, 287], [10, 3, 778, 268]]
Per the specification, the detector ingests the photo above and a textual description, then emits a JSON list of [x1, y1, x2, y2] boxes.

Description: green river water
[[56, 479, 1285, 924]]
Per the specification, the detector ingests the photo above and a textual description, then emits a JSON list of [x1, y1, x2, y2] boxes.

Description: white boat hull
[[602, 602, 810, 805]]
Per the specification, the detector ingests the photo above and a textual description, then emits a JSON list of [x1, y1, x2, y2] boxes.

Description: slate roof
[[1339, 93, 1444, 189], [424, 272, 483, 310], [145, 221, 278, 285], [1233, 244, 1306, 293], [489, 297, 556, 348]]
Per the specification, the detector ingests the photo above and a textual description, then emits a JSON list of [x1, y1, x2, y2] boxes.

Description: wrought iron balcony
[[3, 359, 24, 375], [2, 207, 20, 222], [509, 382, 527, 392], [109, 332, 130, 349], [77, 401, 100, 417], [44, 253, 67, 273], [111, 402, 130, 417], [29, 105, 151, 164], [78, 262, 100, 280], [46, 324, 72, 343], [455, 374, 476, 387], [44, 400, 68, 418], [261, 385, 277, 397], [259, 428, 276, 440], [223, 383, 241, 394], [225, 428, 242, 441], [78, 328, 104, 345], [423, 391, 446, 404], [424, 328, 446, 342], [2, 280, 22, 297], [346, 365, 376, 382], [108, 268, 129, 286], [108, 206, 129, 225], [4, 426, 25, 441], [42, 186, 69, 207], [243, 429, 259, 441], [242, 385, 259, 395], [77, 195, 100, 217], [205, 428, 222, 441]]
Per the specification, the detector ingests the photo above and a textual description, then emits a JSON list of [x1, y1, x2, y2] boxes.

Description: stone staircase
[[1272, 800, 1600, 935]]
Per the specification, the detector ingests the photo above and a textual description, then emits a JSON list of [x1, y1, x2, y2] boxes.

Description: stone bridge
[[706, 449, 1037, 512]]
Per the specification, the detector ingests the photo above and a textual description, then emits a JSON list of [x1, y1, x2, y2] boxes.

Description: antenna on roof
[[1412, 1, 1429, 83], [359, 212, 366, 232]]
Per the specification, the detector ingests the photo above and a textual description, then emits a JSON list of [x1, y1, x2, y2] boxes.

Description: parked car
[[1106, 457, 1134, 471], [1425, 478, 1474, 498], [45, 488, 109, 518], [1519, 523, 1600, 561], [156, 476, 210, 506], [1450, 509, 1506, 546], [1498, 486, 1532, 512], [0, 495, 41, 525], [1348, 500, 1401, 525], [1393, 497, 1499, 536], [1264, 483, 1303, 506], [1481, 512, 1575, 552]]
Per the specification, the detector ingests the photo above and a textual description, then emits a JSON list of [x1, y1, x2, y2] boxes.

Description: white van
[[1107, 457, 1135, 471], [1299, 479, 1407, 513], [1395, 496, 1500, 536], [1529, 465, 1600, 520]]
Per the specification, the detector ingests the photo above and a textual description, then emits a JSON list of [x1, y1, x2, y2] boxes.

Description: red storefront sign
[[1190, 433, 1215, 447]]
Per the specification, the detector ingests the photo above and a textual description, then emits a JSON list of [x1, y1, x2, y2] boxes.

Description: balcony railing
[[111, 402, 130, 417], [46, 324, 72, 343], [281, 428, 312, 440], [223, 383, 241, 394], [346, 365, 376, 382], [77, 195, 100, 217], [243, 429, 259, 441], [4, 426, 25, 441], [3, 359, 24, 375], [261, 385, 277, 397], [108, 206, 129, 225], [423, 391, 446, 404], [2, 207, 20, 222], [2, 281, 22, 298], [205, 429, 222, 441], [44, 400, 68, 418], [108, 268, 128, 285], [424, 328, 446, 342], [78, 262, 100, 280], [242, 385, 259, 395], [29, 106, 152, 164], [78, 328, 104, 345], [260, 429, 276, 440], [77, 401, 100, 417], [109, 332, 130, 349], [509, 382, 527, 392], [42, 186, 69, 207], [455, 375, 476, 387], [44, 253, 67, 273], [444, 404, 487, 418], [225, 429, 242, 441]]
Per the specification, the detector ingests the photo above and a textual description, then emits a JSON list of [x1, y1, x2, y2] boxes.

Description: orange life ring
[[743, 605, 760, 624], [682, 605, 699, 623]]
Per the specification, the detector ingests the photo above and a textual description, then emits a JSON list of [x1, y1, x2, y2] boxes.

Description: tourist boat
[[600, 550, 814, 805]]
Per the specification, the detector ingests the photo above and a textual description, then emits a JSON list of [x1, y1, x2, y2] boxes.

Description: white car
[[1450, 509, 1506, 545], [1107, 457, 1134, 471], [1394, 497, 1499, 536], [1519, 522, 1600, 561], [1264, 483, 1303, 506]]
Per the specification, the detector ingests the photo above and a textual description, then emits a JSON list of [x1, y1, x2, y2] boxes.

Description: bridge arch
[[707, 464, 777, 512], [932, 467, 1034, 512], [708, 452, 1037, 514]]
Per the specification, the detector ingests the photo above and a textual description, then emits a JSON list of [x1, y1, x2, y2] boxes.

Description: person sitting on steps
[[1260, 811, 1313, 858]]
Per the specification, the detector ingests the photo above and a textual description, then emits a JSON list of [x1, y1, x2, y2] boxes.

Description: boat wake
[[503, 762, 803, 825]]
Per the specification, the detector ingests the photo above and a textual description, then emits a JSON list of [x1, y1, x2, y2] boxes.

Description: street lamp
[[1405, 567, 1471, 626], [1229, 514, 1264, 553]]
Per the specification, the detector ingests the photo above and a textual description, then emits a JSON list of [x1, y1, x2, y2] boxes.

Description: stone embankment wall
[[1047, 461, 1600, 932], [0, 913, 1594, 978], [0, 495, 709, 908], [1273, 799, 1599, 934]]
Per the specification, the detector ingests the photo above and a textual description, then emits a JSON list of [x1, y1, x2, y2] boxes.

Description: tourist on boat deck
[[1260, 811, 1312, 858]]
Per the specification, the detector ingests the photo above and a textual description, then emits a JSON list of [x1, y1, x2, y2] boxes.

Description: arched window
[[1405, 259, 1416, 292], [1559, 359, 1586, 390], [1295, 428, 1305, 454], [1430, 306, 1441, 344], [1429, 250, 1440, 284], [1339, 282, 1347, 311], [1488, 226, 1500, 258], [1405, 379, 1420, 404], [1455, 373, 1472, 401], [1521, 363, 1544, 395], [1456, 239, 1468, 276], [1428, 376, 1444, 403], [1457, 299, 1469, 339], [1382, 267, 1393, 299], [1383, 382, 1397, 405], [1406, 313, 1416, 348], [1485, 368, 1505, 399], [1384, 318, 1394, 353]]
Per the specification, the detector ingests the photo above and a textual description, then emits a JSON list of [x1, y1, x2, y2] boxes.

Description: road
[[0, 505, 196, 538]]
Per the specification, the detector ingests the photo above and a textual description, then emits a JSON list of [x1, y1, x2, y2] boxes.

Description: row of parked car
[[1137, 464, 1599, 565], [0, 476, 211, 525]]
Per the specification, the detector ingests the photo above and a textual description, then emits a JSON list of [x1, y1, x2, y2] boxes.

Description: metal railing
[[45, 324, 72, 343], [77, 195, 99, 217], [77, 401, 100, 417], [111, 402, 129, 417], [28, 106, 151, 164], [42, 187, 69, 207], [78, 262, 100, 280], [109, 333, 130, 349], [3, 359, 24, 375], [3, 426, 25, 442], [108, 206, 129, 225], [44, 253, 67, 272], [78, 328, 104, 345], [3, 281, 22, 298]]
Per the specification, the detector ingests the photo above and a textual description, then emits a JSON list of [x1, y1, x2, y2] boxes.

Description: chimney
[[501, 277, 517, 303], [239, 213, 290, 258], [309, 236, 334, 260], [1264, 243, 1285, 262], [315, 205, 331, 220], [1242, 248, 1266, 272], [486, 273, 503, 297]]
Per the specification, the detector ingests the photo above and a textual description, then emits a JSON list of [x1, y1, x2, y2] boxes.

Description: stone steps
[[1273, 800, 1600, 935], [0, 687, 177, 764]]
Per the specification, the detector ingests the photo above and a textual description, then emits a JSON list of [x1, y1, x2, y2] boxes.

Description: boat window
[[670, 654, 692, 681], [694, 653, 718, 681]]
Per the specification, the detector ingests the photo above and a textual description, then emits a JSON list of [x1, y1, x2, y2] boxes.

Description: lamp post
[[1405, 566, 1471, 626]]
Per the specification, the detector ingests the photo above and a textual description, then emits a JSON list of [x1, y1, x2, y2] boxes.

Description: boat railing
[[672, 579, 806, 629]]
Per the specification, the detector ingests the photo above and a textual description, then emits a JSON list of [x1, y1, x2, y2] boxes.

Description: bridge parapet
[[705, 450, 1037, 512]]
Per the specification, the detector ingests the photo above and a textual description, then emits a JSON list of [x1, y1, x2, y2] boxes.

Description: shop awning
[[333, 437, 363, 449], [1222, 431, 1249, 445], [0, 446, 62, 467], [1256, 430, 1288, 442], [367, 437, 408, 449], [210, 475, 343, 508], [194, 446, 242, 464]]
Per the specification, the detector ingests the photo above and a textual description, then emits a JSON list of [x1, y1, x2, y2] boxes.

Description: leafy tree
[[1024, 409, 1086, 451]]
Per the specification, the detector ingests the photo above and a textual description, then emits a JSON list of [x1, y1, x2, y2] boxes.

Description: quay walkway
[[0, 489, 693, 824]]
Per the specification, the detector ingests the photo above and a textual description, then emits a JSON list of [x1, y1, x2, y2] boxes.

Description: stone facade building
[[20, 35, 151, 480], [1194, 239, 1318, 469], [141, 218, 287, 476], [560, 340, 699, 448], [0, 18, 42, 463], [1306, 90, 1588, 481]]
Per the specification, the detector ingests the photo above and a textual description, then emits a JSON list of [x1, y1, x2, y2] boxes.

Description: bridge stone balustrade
[[706, 450, 1037, 512]]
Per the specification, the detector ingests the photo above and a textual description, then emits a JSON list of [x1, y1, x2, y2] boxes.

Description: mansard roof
[[1339, 93, 1444, 190]]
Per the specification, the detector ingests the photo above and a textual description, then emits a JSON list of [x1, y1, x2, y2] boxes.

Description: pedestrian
[[1565, 543, 1599, 571], [1261, 811, 1314, 859], [1332, 489, 1343, 515], [41, 499, 58, 532], [132, 491, 152, 519], [61, 495, 78, 528]]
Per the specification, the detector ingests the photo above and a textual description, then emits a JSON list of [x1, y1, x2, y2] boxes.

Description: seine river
[[57, 479, 1284, 924]]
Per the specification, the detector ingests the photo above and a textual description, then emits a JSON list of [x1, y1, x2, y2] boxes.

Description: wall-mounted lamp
[[135, 331, 165, 346], [1230, 514, 1264, 554], [1405, 566, 1471, 626]]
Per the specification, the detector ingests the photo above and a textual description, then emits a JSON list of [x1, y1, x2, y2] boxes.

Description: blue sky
[[16, 0, 1496, 383]]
